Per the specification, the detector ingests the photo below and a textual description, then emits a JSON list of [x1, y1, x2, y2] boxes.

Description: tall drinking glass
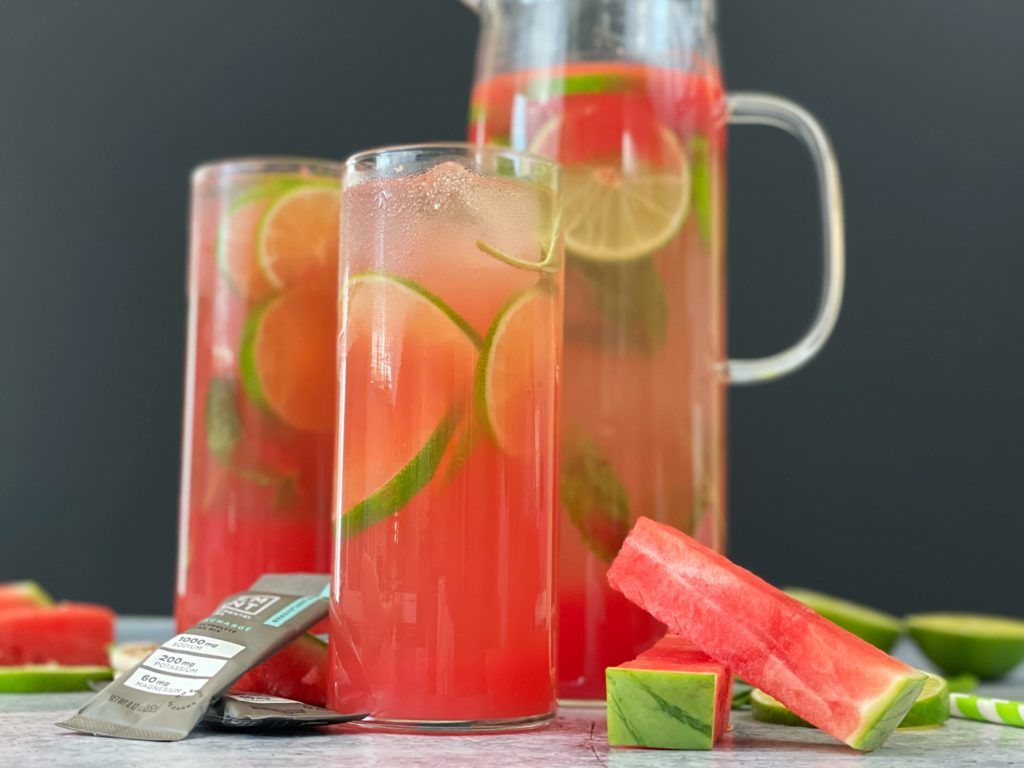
[[329, 144, 562, 730], [176, 158, 341, 629]]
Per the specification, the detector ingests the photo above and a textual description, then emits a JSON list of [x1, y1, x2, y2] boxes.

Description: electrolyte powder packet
[[205, 693, 367, 730], [59, 574, 332, 741]]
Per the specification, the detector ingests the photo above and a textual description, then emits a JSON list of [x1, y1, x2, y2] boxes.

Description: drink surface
[[176, 168, 340, 630], [469, 62, 727, 701], [330, 158, 561, 723]]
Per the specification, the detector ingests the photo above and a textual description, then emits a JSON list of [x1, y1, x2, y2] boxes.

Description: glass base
[[351, 710, 556, 734], [557, 698, 605, 709]]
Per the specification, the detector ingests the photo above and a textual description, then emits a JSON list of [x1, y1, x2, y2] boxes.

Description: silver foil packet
[[205, 692, 367, 730]]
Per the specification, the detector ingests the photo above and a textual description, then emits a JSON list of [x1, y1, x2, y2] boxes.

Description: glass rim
[[344, 141, 557, 174], [191, 155, 342, 183]]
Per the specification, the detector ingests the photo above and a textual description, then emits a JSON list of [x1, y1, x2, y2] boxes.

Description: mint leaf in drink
[[205, 376, 297, 507], [561, 433, 632, 562], [571, 255, 667, 353], [205, 377, 242, 463]]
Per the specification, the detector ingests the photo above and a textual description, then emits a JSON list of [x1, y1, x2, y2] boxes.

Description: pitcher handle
[[725, 93, 845, 384]]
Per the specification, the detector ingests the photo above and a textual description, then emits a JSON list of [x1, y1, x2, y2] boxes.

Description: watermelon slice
[[0, 581, 52, 612], [607, 652, 730, 750], [0, 603, 114, 666], [607, 518, 927, 751], [231, 634, 327, 706]]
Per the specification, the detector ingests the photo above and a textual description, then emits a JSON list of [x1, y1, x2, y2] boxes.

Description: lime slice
[[240, 285, 336, 432], [0, 664, 112, 693], [785, 588, 903, 652], [530, 120, 689, 262], [476, 287, 559, 455], [689, 134, 714, 248], [108, 641, 158, 678], [340, 273, 480, 535], [257, 185, 340, 289], [907, 613, 1024, 680], [524, 71, 642, 99], [751, 673, 948, 730]]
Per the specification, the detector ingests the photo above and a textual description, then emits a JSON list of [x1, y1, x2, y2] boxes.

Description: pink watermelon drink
[[608, 517, 927, 751], [329, 145, 562, 728], [176, 159, 341, 629], [471, 61, 727, 701]]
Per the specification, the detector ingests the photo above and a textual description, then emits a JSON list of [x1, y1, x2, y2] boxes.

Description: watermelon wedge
[[0, 581, 52, 612], [232, 634, 327, 706], [607, 518, 927, 751], [0, 603, 114, 666]]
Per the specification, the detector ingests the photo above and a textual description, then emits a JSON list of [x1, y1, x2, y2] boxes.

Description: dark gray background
[[1, 1, 1020, 616]]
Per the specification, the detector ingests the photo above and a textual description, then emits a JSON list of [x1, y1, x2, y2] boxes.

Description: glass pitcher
[[462, 0, 844, 703]]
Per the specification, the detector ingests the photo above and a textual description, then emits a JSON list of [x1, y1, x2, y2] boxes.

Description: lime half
[[786, 588, 903, 652], [907, 613, 1024, 680], [530, 121, 689, 262], [751, 673, 948, 730], [0, 665, 112, 693], [476, 288, 558, 456]]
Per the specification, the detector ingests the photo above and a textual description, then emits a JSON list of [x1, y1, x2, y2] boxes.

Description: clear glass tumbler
[[176, 158, 341, 629], [328, 144, 562, 730]]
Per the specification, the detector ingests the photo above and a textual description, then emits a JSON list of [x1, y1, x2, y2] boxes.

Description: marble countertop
[[2, 617, 1023, 767]]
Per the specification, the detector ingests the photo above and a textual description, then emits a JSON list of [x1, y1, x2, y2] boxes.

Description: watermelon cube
[[607, 651, 730, 750], [232, 634, 328, 706], [639, 634, 733, 737], [607, 518, 927, 751], [0, 603, 114, 666]]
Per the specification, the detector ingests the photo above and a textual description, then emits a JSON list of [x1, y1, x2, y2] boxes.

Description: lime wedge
[[108, 641, 158, 678], [785, 588, 903, 652], [0, 664, 112, 693], [907, 613, 1024, 680], [898, 674, 951, 728], [530, 121, 689, 262], [476, 287, 559, 455], [340, 273, 480, 535], [751, 673, 948, 730]]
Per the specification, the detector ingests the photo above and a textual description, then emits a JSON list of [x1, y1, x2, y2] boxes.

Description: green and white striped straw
[[950, 693, 1024, 728]]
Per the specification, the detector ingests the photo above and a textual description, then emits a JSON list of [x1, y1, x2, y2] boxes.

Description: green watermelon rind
[[848, 671, 928, 751], [606, 666, 716, 750]]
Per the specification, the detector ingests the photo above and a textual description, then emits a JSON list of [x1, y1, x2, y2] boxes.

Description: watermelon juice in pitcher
[[464, 0, 845, 701]]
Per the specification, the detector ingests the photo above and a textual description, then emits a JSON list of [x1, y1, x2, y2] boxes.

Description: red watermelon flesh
[[0, 603, 114, 666], [640, 634, 703, 659], [232, 634, 327, 706], [607, 518, 926, 751], [0, 581, 53, 612]]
